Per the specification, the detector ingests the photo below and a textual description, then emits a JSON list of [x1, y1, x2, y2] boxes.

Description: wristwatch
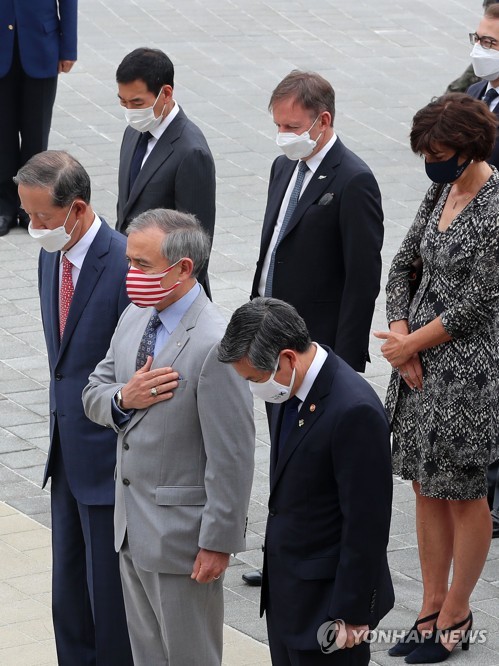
[[115, 389, 124, 410]]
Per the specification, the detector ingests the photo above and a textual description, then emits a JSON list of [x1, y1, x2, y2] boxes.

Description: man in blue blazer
[[219, 298, 394, 666], [0, 0, 77, 236], [15, 151, 133, 665]]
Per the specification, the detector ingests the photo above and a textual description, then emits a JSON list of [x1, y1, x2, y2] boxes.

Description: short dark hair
[[410, 93, 497, 162], [269, 70, 335, 123], [14, 150, 91, 207], [116, 48, 174, 95], [218, 298, 312, 372]]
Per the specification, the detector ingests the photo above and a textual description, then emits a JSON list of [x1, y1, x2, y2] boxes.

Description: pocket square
[[318, 192, 335, 206]]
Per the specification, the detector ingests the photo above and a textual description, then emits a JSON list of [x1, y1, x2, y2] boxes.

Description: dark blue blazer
[[40, 221, 129, 505], [261, 349, 394, 650], [467, 81, 499, 169], [0, 0, 77, 78]]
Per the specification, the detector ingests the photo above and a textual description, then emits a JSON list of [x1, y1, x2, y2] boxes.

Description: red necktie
[[60, 254, 74, 338]]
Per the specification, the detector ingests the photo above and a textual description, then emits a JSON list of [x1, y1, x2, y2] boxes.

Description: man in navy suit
[[218, 298, 394, 666], [251, 70, 384, 374], [0, 0, 77, 236], [15, 151, 133, 665]]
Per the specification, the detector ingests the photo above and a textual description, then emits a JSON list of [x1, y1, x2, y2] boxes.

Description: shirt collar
[[156, 281, 201, 334], [304, 132, 337, 174], [295, 343, 328, 405], [150, 100, 180, 140], [61, 214, 102, 270]]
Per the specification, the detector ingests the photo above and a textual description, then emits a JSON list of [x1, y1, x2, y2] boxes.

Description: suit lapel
[[125, 291, 210, 432], [122, 109, 187, 220], [260, 160, 296, 252], [270, 351, 338, 493], [279, 138, 344, 242], [58, 223, 111, 360]]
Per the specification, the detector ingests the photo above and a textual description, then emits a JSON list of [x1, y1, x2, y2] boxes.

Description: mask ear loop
[[63, 201, 80, 236]]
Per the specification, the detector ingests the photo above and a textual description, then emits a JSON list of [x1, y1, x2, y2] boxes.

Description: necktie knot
[[297, 160, 308, 174], [483, 88, 499, 107]]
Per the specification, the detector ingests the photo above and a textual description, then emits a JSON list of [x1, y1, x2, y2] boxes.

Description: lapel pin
[[318, 174, 327, 179], [299, 419, 304, 427], [309, 404, 316, 412]]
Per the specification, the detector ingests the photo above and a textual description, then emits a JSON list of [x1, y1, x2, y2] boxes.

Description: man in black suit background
[[218, 298, 394, 666], [252, 70, 384, 373], [116, 47, 215, 296], [467, 2, 499, 534]]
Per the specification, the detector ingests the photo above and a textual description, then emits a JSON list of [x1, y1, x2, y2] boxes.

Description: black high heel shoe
[[404, 611, 473, 664], [388, 611, 440, 657]]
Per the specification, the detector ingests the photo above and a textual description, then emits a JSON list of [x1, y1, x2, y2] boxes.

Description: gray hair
[[127, 208, 211, 278], [218, 298, 312, 371], [13, 150, 91, 206]]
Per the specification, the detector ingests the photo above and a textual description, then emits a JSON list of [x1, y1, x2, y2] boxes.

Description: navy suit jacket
[[0, 0, 77, 78], [467, 81, 499, 169], [261, 349, 394, 650], [252, 137, 384, 372], [40, 221, 129, 505]]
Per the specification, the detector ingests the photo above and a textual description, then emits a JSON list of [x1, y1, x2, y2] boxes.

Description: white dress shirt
[[141, 100, 180, 168], [484, 84, 499, 112], [294, 343, 328, 409]]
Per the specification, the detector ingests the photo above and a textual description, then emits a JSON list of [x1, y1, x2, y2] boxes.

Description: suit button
[[269, 508, 277, 517], [55, 373, 62, 381], [123, 478, 130, 486], [8, 24, 14, 30], [123, 442, 129, 450]]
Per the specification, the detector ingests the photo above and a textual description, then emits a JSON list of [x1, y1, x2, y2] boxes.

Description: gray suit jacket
[[83, 290, 255, 573], [116, 107, 216, 294]]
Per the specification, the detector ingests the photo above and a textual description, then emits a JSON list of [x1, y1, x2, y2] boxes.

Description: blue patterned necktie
[[277, 395, 301, 457], [265, 160, 309, 297], [129, 131, 152, 193], [136, 312, 161, 370], [483, 88, 499, 108]]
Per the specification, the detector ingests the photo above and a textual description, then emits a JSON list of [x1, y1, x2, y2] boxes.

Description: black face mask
[[424, 152, 472, 184]]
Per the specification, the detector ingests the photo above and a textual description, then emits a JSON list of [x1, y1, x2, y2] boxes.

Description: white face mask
[[470, 43, 499, 81], [275, 115, 322, 161], [249, 358, 296, 404], [123, 88, 166, 133], [28, 201, 79, 253]]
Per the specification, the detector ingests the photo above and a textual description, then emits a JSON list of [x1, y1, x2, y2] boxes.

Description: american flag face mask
[[126, 258, 182, 308]]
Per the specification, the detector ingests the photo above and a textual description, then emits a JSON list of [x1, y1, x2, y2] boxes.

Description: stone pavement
[[0, 0, 498, 663]]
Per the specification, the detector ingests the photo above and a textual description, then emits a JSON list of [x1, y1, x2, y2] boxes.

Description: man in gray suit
[[83, 209, 255, 665], [115, 47, 216, 297]]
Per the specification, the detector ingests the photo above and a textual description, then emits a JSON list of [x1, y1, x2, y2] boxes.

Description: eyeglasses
[[469, 32, 499, 50]]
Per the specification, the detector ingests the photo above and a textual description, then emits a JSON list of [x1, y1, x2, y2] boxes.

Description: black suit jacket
[[252, 137, 384, 372], [261, 350, 394, 650], [116, 107, 216, 295], [467, 81, 499, 169], [40, 221, 130, 504]]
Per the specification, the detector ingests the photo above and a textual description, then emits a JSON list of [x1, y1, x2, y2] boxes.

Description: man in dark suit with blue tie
[[218, 298, 394, 666], [15, 151, 133, 665], [251, 70, 384, 374], [0, 0, 77, 236]]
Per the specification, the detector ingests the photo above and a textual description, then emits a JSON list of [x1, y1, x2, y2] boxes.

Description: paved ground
[[1, 0, 499, 663]]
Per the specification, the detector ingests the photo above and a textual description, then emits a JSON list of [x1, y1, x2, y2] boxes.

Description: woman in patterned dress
[[375, 94, 499, 663]]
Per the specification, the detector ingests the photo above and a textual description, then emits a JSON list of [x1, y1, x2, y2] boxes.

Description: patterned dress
[[385, 170, 499, 500]]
